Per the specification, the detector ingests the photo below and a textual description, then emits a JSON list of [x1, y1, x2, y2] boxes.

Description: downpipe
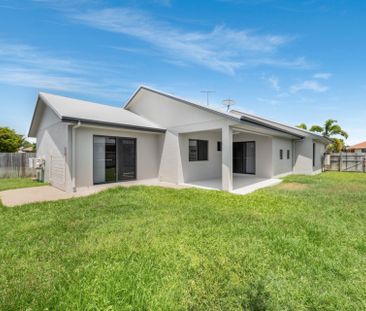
[[71, 121, 82, 192]]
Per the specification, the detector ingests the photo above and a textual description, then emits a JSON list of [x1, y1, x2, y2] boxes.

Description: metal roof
[[28, 92, 166, 136], [124, 85, 319, 140]]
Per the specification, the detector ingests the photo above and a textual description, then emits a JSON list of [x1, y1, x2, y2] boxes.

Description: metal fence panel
[[324, 153, 366, 172]]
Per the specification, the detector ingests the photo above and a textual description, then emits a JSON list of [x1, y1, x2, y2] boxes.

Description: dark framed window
[[280, 149, 283, 160], [313, 143, 316, 166], [93, 135, 136, 185], [287, 149, 290, 159], [189, 139, 208, 161], [217, 141, 222, 151]]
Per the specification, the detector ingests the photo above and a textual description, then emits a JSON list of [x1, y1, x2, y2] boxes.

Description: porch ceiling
[[232, 123, 302, 140]]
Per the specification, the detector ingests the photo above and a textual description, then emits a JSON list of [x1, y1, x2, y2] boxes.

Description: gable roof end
[[124, 85, 307, 139], [28, 92, 166, 137]]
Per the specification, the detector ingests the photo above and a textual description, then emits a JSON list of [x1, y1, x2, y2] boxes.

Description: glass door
[[244, 141, 256, 174], [233, 141, 256, 174], [117, 138, 136, 181], [93, 136, 116, 184]]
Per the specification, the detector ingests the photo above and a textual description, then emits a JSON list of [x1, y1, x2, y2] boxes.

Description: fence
[[324, 153, 366, 172], [0, 153, 36, 178]]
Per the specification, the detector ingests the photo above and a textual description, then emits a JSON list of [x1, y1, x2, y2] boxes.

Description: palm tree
[[309, 119, 348, 140], [296, 119, 348, 152]]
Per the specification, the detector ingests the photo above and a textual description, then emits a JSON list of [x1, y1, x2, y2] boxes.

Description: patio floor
[[183, 175, 282, 195]]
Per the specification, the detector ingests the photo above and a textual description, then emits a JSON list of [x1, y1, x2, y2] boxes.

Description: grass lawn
[[0, 172, 365, 310], [0, 177, 45, 191]]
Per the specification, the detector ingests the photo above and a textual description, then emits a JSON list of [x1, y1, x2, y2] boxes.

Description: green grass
[[0, 177, 46, 191], [0, 172, 365, 310]]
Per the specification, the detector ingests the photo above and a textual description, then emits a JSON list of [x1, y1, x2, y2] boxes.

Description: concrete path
[[0, 179, 186, 207]]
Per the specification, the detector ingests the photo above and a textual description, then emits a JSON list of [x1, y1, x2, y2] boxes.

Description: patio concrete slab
[[0, 179, 186, 207], [183, 175, 282, 195]]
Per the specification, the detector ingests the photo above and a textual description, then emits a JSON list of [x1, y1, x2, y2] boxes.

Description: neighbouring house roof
[[348, 141, 366, 150], [28, 92, 166, 137], [124, 85, 330, 143]]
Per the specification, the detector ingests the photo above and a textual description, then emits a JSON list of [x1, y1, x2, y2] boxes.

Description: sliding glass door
[[117, 138, 136, 181], [93, 136, 116, 184], [233, 141, 256, 174], [93, 136, 136, 184]]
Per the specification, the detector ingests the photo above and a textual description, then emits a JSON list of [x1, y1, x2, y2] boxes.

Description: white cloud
[[0, 41, 132, 99], [0, 42, 82, 74], [313, 72, 332, 80], [72, 8, 304, 74], [290, 80, 328, 93], [266, 75, 280, 91]]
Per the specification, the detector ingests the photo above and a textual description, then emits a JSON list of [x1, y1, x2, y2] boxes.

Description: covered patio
[[177, 123, 293, 194]]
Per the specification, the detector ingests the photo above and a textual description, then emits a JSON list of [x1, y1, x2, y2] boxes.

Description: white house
[[28, 86, 329, 194]]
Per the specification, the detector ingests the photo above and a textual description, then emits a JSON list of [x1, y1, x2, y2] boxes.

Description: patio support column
[[222, 125, 233, 192]]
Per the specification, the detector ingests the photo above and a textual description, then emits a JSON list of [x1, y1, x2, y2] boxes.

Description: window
[[217, 141, 222, 151], [287, 149, 290, 159], [189, 139, 208, 161], [313, 143, 316, 166], [280, 149, 283, 160]]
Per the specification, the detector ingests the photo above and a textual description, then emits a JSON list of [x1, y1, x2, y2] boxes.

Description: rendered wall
[[293, 137, 314, 175], [233, 132, 273, 178], [272, 137, 293, 177], [313, 141, 325, 173], [36, 105, 71, 191], [127, 91, 236, 184], [179, 130, 222, 182], [74, 127, 162, 189]]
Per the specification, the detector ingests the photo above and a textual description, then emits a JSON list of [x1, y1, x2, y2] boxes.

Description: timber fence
[[0, 153, 36, 178]]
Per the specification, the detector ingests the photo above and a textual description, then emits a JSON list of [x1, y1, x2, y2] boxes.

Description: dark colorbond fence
[[0, 153, 36, 178], [324, 153, 366, 172]]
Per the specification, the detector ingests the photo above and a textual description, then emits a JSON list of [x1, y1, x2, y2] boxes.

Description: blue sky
[[0, 0, 365, 144]]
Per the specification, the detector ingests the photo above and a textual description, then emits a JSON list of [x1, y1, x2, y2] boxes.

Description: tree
[[309, 119, 349, 139], [295, 119, 348, 152], [327, 138, 345, 153], [21, 139, 36, 152], [0, 127, 24, 152], [296, 123, 307, 130]]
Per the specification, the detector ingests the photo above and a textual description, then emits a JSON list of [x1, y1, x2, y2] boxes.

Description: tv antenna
[[222, 98, 235, 112], [200, 90, 215, 106]]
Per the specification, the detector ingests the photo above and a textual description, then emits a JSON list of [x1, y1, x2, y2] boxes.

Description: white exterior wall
[[293, 138, 313, 174], [36, 106, 71, 191], [74, 127, 162, 189], [158, 130, 184, 184], [233, 132, 273, 178], [293, 137, 326, 175], [272, 137, 293, 177], [127, 91, 235, 184], [313, 141, 325, 173], [179, 130, 222, 182]]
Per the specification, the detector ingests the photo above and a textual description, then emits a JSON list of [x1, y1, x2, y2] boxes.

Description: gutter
[[71, 121, 82, 192], [61, 116, 166, 133]]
